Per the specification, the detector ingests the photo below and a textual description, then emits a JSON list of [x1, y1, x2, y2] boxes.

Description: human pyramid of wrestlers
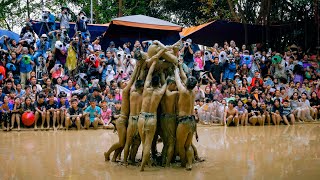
[[104, 40, 202, 171]]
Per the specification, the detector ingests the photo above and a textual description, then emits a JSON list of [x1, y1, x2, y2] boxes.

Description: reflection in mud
[[0, 125, 320, 179]]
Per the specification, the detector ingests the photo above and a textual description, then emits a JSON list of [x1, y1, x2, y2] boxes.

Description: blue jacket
[[223, 62, 237, 80], [36, 40, 50, 52], [18, 54, 33, 73]]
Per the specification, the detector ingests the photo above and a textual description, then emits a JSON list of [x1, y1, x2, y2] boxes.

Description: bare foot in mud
[[122, 162, 128, 167], [104, 152, 110, 161], [186, 164, 192, 171], [195, 157, 205, 162]]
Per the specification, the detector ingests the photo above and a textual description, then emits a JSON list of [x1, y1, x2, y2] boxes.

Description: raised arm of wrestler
[[153, 40, 179, 65], [179, 61, 188, 84], [121, 60, 141, 116], [138, 48, 166, 80]]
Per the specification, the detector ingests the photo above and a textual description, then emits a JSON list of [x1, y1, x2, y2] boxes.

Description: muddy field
[[0, 124, 319, 180]]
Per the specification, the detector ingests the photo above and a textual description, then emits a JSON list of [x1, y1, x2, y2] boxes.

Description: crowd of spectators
[[0, 7, 320, 131], [190, 41, 320, 126]]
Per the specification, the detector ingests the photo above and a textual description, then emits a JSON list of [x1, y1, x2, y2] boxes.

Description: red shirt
[[251, 77, 263, 87], [85, 57, 99, 68]]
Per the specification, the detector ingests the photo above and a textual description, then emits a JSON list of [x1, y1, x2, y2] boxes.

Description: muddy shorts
[[177, 115, 197, 133], [129, 115, 140, 140], [116, 114, 129, 127], [160, 114, 177, 141], [140, 112, 156, 132]]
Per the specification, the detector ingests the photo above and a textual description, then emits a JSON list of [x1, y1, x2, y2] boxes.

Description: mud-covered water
[[0, 125, 320, 180]]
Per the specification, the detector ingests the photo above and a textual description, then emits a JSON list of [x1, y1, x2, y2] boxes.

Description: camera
[[22, 32, 34, 45], [126, 54, 131, 59], [117, 53, 121, 57], [0, 49, 8, 56], [185, 42, 189, 46], [22, 55, 31, 63], [54, 41, 63, 50], [72, 41, 77, 47], [254, 53, 261, 61], [2, 35, 10, 42], [80, 15, 87, 22], [219, 51, 227, 63], [204, 51, 212, 61], [58, 64, 62, 68], [90, 57, 95, 61], [42, 12, 49, 22], [120, 70, 124, 74]]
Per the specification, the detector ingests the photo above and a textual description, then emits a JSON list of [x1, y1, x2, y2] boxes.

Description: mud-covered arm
[[159, 72, 167, 94], [160, 74, 167, 94], [160, 71, 166, 85], [174, 68, 186, 92], [144, 61, 157, 89], [138, 62, 147, 80], [124, 61, 141, 92], [145, 49, 166, 64], [152, 40, 166, 50], [179, 62, 188, 84]]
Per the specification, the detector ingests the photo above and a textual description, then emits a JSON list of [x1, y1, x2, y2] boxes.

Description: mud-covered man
[[159, 77, 178, 167], [174, 67, 198, 171], [122, 77, 144, 165], [138, 61, 167, 171]]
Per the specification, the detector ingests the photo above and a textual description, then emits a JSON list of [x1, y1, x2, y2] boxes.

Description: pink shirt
[[114, 93, 122, 101], [194, 57, 204, 71], [101, 108, 112, 124]]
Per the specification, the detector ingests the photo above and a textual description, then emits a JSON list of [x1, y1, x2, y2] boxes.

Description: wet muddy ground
[[1, 124, 320, 180]]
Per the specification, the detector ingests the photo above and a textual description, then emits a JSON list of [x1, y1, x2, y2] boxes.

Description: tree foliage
[[0, 0, 317, 50]]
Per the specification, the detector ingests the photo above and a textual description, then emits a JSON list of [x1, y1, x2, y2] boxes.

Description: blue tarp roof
[[0, 29, 19, 44], [31, 21, 108, 41]]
